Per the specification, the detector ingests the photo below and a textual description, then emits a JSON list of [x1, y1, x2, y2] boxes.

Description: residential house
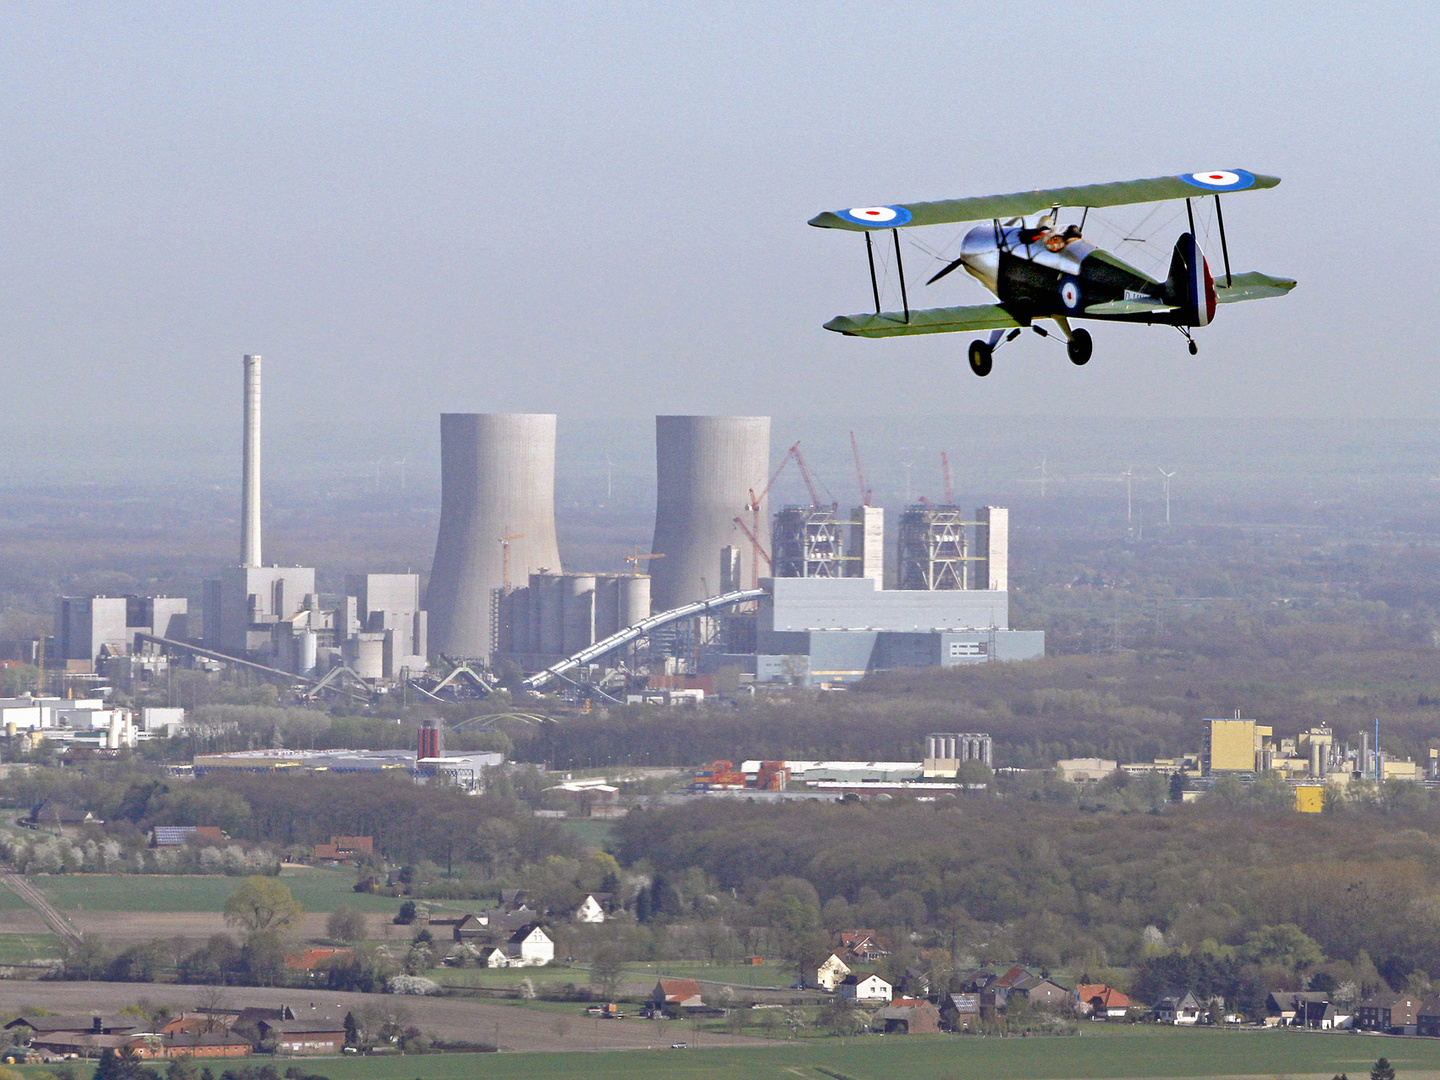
[[1010, 975, 1070, 1009], [1265, 991, 1331, 1028], [507, 925, 554, 967], [1154, 990, 1202, 1025], [1075, 984, 1131, 1019], [284, 948, 352, 972], [1299, 1000, 1347, 1030], [255, 1020, 347, 1055], [837, 930, 888, 963], [575, 894, 606, 924], [940, 993, 980, 1032], [839, 974, 893, 1004], [500, 888, 531, 908], [26, 801, 101, 834], [876, 998, 942, 1034], [150, 825, 224, 847], [312, 835, 373, 863], [1416, 998, 1440, 1038], [653, 979, 706, 1014], [453, 907, 538, 942], [1355, 994, 1419, 1034], [815, 951, 852, 991], [474, 945, 510, 968]]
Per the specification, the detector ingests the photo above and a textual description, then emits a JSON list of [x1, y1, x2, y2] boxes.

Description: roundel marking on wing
[[836, 205, 914, 227], [1059, 277, 1081, 311], [1180, 170, 1256, 192]]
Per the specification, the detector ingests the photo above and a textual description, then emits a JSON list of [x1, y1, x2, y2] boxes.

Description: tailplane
[[1166, 232, 1217, 327]]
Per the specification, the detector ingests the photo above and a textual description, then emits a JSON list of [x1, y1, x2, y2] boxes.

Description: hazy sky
[[3, 0, 1437, 476]]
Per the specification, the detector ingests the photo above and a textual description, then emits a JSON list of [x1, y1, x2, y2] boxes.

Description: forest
[[0, 764, 574, 875], [613, 793, 1440, 1005]]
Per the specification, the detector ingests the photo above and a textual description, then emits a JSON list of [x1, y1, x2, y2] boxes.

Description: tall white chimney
[[241, 354, 262, 568]]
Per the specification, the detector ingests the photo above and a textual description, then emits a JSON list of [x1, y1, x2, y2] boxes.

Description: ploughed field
[[0, 980, 768, 1053]]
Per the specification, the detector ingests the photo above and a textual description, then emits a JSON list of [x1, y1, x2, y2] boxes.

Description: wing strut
[[1212, 194, 1233, 287], [864, 233, 881, 315], [893, 229, 910, 323]]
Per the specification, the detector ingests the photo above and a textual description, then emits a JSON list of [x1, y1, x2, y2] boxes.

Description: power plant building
[[56, 595, 188, 666], [650, 416, 772, 609], [497, 571, 650, 670], [338, 573, 428, 679], [426, 414, 563, 661], [748, 575, 1042, 684]]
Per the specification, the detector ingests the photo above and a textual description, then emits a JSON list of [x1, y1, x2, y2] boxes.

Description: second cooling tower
[[650, 416, 772, 611], [426, 414, 562, 660]]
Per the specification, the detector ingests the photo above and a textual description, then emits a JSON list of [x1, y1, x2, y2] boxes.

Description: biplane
[[810, 171, 1296, 376]]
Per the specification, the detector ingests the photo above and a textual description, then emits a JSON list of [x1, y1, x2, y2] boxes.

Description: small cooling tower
[[426, 414, 562, 660], [649, 416, 771, 610]]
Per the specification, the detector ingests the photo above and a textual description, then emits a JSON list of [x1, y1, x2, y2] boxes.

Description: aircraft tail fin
[[1165, 232, 1216, 327]]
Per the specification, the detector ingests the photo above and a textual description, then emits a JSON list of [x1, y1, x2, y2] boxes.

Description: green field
[[558, 818, 614, 849], [17, 1027, 1440, 1080], [33, 868, 399, 914], [429, 958, 795, 991], [0, 933, 59, 963]]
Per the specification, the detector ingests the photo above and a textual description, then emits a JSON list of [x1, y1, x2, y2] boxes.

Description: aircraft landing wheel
[[1067, 328, 1093, 366], [1188, 340, 1199, 356], [968, 340, 993, 377]]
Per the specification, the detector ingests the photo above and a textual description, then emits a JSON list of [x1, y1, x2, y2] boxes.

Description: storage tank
[[619, 575, 651, 628], [562, 575, 597, 656], [425, 414, 562, 660], [649, 416, 771, 610]]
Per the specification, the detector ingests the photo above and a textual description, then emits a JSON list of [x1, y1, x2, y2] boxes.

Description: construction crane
[[499, 531, 524, 589], [739, 443, 796, 588], [941, 451, 954, 505], [731, 515, 772, 569], [624, 548, 665, 573], [850, 430, 871, 507], [790, 441, 825, 508]]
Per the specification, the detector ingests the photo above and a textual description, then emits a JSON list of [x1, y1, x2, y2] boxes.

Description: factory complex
[[43, 358, 1043, 705]]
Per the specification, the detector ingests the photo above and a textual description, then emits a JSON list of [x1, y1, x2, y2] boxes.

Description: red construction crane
[[739, 443, 796, 588], [941, 451, 954, 505], [790, 441, 824, 508], [850, 431, 871, 507], [732, 514, 772, 569]]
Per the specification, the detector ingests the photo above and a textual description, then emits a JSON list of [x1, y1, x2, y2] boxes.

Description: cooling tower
[[426, 414, 562, 660], [650, 416, 772, 610]]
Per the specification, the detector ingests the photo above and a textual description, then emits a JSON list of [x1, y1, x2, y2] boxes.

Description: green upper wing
[[824, 304, 1023, 338], [1213, 271, 1297, 304], [810, 171, 1281, 231]]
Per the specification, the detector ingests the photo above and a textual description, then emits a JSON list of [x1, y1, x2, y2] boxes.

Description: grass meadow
[[33, 867, 398, 915], [16, 1026, 1440, 1080]]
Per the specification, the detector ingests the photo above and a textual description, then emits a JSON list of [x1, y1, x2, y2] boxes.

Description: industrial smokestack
[[426, 414, 562, 660], [241, 355, 262, 568], [649, 416, 771, 611]]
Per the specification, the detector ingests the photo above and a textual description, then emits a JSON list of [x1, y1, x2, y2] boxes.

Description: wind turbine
[[1122, 465, 1134, 525], [1035, 456, 1048, 498], [1158, 467, 1176, 525]]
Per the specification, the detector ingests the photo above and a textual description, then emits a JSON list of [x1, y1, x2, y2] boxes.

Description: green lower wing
[[824, 304, 1023, 338], [1214, 271, 1297, 304]]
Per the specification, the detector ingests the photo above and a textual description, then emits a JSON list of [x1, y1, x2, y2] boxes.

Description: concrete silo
[[649, 416, 771, 611], [426, 414, 562, 660]]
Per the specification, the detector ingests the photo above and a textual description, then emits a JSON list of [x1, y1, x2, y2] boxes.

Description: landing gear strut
[[967, 339, 993, 377], [1067, 328, 1093, 366]]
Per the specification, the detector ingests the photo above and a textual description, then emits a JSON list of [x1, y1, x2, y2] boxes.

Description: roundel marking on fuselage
[[1059, 277, 1081, 311], [1180, 170, 1256, 192], [836, 205, 914, 227]]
